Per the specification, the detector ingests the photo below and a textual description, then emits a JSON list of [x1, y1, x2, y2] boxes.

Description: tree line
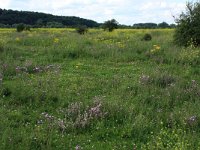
[[0, 9, 175, 29], [0, 9, 99, 28]]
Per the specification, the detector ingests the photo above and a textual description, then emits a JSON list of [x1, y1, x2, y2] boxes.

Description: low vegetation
[[141, 33, 152, 41], [0, 28, 199, 149], [16, 23, 31, 32], [76, 25, 88, 35]]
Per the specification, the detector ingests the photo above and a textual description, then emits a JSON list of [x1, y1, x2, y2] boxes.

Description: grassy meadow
[[0, 28, 200, 149]]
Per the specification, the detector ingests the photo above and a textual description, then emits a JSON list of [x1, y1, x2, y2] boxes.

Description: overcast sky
[[0, 0, 188, 25]]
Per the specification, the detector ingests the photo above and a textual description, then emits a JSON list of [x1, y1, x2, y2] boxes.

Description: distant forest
[[0, 9, 99, 28], [0, 9, 176, 28]]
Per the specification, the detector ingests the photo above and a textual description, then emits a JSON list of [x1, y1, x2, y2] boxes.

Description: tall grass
[[0, 28, 199, 149]]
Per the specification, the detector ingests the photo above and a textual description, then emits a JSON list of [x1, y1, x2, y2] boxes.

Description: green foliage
[[133, 23, 158, 29], [142, 33, 152, 41], [46, 22, 64, 28], [16, 24, 31, 32], [102, 19, 119, 32], [133, 23, 174, 29], [76, 25, 88, 35], [36, 19, 44, 27], [0, 23, 10, 28], [170, 24, 176, 28], [16, 23, 25, 32], [158, 22, 169, 28], [174, 2, 200, 47], [0, 8, 99, 28]]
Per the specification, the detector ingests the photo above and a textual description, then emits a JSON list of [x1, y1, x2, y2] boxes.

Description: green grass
[[0, 28, 200, 149]]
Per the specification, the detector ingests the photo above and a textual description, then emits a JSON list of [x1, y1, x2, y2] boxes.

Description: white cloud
[[0, 0, 11, 8]]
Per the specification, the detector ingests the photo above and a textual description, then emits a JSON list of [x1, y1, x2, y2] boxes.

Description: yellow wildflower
[[150, 44, 161, 54], [155, 45, 161, 50], [15, 37, 20, 42], [54, 38, 59, 43]]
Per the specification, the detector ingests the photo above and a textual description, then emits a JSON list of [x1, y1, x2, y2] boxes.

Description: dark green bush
[[102, 19, 118, 32], [76, 25, 88, 35], [174, 2, 200, 47], [68, 51, 79, 59], [16, 24, 31, 32], [141, 33, 152, 41], [16, 23, 25, 32]]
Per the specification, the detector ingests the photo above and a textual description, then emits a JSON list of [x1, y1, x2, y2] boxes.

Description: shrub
[[16, 23, 25, 32], [142, 33, 152, 41], [76, 25, 88, 35], [102, 19, 118, 32], [16, 24, 31, 32], [68, 51, 79, 59], [174, 2, 200, 47]]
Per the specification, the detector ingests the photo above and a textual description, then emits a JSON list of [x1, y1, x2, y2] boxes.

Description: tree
[[102, 19, 118, 32], [174, 2, 200, 47], [158, 22, 169, 28]]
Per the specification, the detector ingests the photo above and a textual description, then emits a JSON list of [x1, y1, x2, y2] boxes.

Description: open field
[[0, 28, 200, 149]]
